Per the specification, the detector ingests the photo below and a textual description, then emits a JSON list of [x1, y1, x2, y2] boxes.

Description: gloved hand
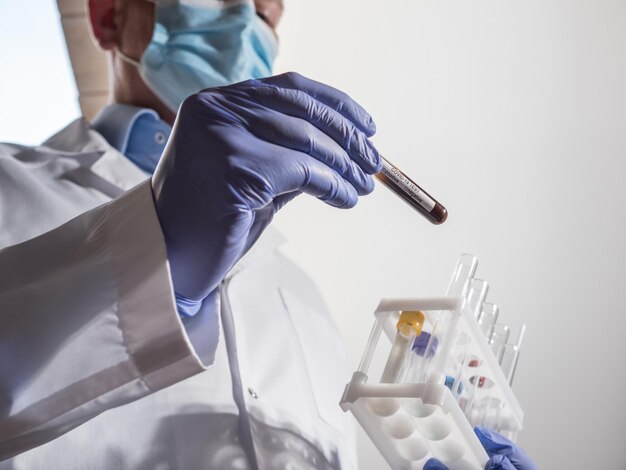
[[423, 426, 538, 470], [151, 72, 381, 316]]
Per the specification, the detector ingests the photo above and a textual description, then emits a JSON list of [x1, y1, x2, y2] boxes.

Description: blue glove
[[475, 427, 538, 470], [424, 426, 538, 470], [151, 72, 381, 316], [424, 458, 449, 470]]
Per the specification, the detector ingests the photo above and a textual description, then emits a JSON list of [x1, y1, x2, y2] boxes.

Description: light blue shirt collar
[[90, 104, 171, 174]]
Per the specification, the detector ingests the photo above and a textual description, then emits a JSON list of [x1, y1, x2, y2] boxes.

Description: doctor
[[0, 0, 535, 469]]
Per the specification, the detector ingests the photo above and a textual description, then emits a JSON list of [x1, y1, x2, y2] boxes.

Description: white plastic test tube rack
[[340, 255, 525, 470]]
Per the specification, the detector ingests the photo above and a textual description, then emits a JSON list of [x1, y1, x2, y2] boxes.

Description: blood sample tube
[[375, 156, 448, 225]]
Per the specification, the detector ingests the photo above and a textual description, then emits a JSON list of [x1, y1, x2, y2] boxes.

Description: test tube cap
[[397, 311, 426, 336], [412, 331, 439, 357]]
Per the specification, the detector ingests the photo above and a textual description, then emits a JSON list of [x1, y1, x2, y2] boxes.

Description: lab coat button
[[247, 387, 258, 399], [154, 131, 166, 145]]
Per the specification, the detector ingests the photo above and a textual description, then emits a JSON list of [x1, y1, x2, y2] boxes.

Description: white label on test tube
[[380, 159, 436, 212]]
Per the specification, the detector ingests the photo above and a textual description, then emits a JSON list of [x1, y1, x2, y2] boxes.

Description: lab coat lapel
[[42, 118, 148, 193]]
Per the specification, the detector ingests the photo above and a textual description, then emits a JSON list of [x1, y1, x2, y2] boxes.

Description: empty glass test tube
[[375, 156, 448, 225], [446, 254, 478, 297], [466, 279, 489, 319], [478, 303, 499, 336], [499, 325, 526, 385], [489, 324, 510, 361], [380, 311, 426, 383]]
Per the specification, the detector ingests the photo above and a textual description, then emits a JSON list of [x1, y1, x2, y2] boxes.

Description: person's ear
[[88, 0, 119, 51]]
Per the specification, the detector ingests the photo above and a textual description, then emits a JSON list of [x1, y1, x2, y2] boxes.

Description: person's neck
[[110, 53, 177, 125]]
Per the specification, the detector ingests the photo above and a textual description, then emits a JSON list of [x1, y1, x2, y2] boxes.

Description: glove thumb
[[475, 427, 539, 470]]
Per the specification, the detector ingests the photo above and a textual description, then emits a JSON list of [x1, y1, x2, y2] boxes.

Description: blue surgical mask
[[119, 0, 277, 112]]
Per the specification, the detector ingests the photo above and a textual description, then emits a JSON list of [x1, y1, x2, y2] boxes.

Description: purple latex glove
[[424, 458, 449, 470], [151, 72, 381, 316], [424, 426, 538, 470], [476, 427, 538, 470]]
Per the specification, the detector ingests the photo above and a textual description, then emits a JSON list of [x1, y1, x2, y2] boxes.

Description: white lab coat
[[0, 119, 356, 469]]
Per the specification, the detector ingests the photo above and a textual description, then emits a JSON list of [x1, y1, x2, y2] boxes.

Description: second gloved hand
[[424, 427, 538, 470], [151, 72, 381, 315]]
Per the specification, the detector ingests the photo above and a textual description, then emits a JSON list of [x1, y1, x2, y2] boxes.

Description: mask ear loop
[[117, 49, 141, 68], [116, 0, 158, 67]]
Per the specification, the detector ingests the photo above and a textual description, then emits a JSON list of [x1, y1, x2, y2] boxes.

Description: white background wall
[[0, 0, 79, 144], [272, 1, 626, 469], [1, 1, 625, 469]]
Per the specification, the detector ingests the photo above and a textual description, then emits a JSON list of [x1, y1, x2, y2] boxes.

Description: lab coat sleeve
[[0, 180, 209, 461]]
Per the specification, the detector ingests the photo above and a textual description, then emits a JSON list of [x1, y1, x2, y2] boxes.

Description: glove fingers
[[475, 427, 538, 470], [424, 458, 449, 470], [303, 161, 359, 208], [240, 106, 374, 195], [258, 72, 377, 137], [245, 84, 381, 175], [270, 147, 359, 208], [475, 427, 515, 456], [485, 455, 517, 470]]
